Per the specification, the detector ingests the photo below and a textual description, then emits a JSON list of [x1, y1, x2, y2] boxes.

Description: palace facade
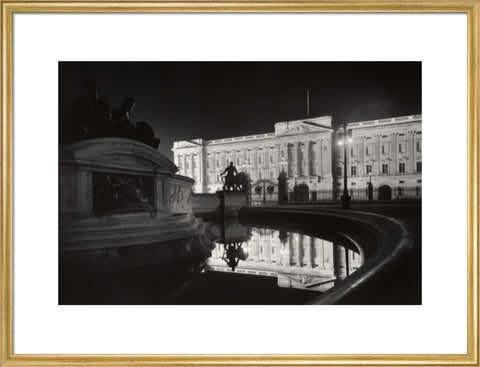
[[172, 114, 422, 201]]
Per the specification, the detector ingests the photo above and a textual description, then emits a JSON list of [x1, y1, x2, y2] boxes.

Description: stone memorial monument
[[59, 80, 212, 271]]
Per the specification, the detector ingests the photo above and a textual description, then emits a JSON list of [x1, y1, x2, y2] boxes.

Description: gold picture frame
[[1, 1, 478, 365]]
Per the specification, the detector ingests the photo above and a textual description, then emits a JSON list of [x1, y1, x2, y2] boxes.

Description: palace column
[[265, 147, 269, 178], [289, 143, 294, 177], [305, 141, 311, 177], [317, 139, 322, 178], [275, 143, 281, 176], [289, 143, 294, 176], [295, 142, 300, 176], [309, 237, 315, 268], [316, 239, 324, 269], [359, 136, 365, 176], [254, 147, 259, 180], [266, 232, 272, 263], [408, 130, 416, 172], [199, 146, 205, 191], [276, 231, 284, 264], [242, 148, 248, 173], [324, 138, 330, 179], [297, 235, 303, 267], [324, 137, 333, 179], [191, 154, 195, 180], [375, 134, 381, 175], [333, 244, 347, 284], [288, 233, 293, 266], [391, 133, 398, 173]]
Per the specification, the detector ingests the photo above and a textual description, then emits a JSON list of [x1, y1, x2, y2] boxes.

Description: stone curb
[[239, 206, 415, 305]]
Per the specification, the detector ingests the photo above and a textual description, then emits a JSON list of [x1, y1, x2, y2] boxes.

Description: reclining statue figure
[[60, 79, 160, 150]]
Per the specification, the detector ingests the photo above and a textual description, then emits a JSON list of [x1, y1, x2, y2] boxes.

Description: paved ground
[[279, 202, 422, 304]]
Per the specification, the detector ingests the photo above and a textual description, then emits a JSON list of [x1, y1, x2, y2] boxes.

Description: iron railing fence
[[250, 186, 422, 205]]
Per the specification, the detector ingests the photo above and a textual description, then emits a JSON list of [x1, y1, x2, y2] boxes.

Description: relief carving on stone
[[93, 172, 155, 215], [170, 184, 193, 213]]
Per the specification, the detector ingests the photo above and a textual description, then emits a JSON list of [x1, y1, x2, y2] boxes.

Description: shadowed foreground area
[[239, 202, 421, 305]]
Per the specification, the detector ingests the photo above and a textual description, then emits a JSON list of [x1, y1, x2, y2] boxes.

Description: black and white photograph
[[58, 61, 422, 305]]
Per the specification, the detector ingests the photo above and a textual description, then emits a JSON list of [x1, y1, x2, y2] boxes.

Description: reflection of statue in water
[[222, 242, 248, 271], [61, 79, 160, 149], [61, 78, 113, 142], [221, 162, 249, 192]]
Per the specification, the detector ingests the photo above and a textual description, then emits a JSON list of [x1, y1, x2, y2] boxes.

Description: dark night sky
[[59, 62, 421, 159]]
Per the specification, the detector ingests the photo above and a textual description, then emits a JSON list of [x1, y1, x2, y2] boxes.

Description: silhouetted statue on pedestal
[[136, 121, 160, 150], [221, 162, 239, 191], [112, 96, 137, 139], [61, 79, 113, 143], [61, 80, 161, 150]]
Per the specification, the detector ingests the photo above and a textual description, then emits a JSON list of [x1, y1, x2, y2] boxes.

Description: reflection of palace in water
[[206, 226, 364, 292]]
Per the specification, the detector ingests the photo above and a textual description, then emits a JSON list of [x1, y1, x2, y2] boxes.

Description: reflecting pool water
[[206, 222, 363, 293], [59, 219, 364, 305]]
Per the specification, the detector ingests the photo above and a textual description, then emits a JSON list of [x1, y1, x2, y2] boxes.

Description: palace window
[[366, 146, 370, 156], [259, 155, 263, 164], [192, 160, 196, 169], [186, 161, 190, 169], [382, 144, 389, 154], [236, 157, 241, 165], [351, 166, 357, 176], [382, 164, 388, 174], [416, 141, 422, 152], [416, 161, 422, 172], [247, 157, 252, 164], [366, 164, 372, 174], [216, 160, 219, 168], [399, 162, 405, 173], [399, 142, 406, 153], [336, 167, 342, 176], [270, 155, 274, 163], [270, 171, 274, 179]]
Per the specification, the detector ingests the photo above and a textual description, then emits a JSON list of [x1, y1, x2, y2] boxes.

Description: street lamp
[[337, 123, 353, 209], [279, 156, 288, 173], [277, 157, 288, 205]]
